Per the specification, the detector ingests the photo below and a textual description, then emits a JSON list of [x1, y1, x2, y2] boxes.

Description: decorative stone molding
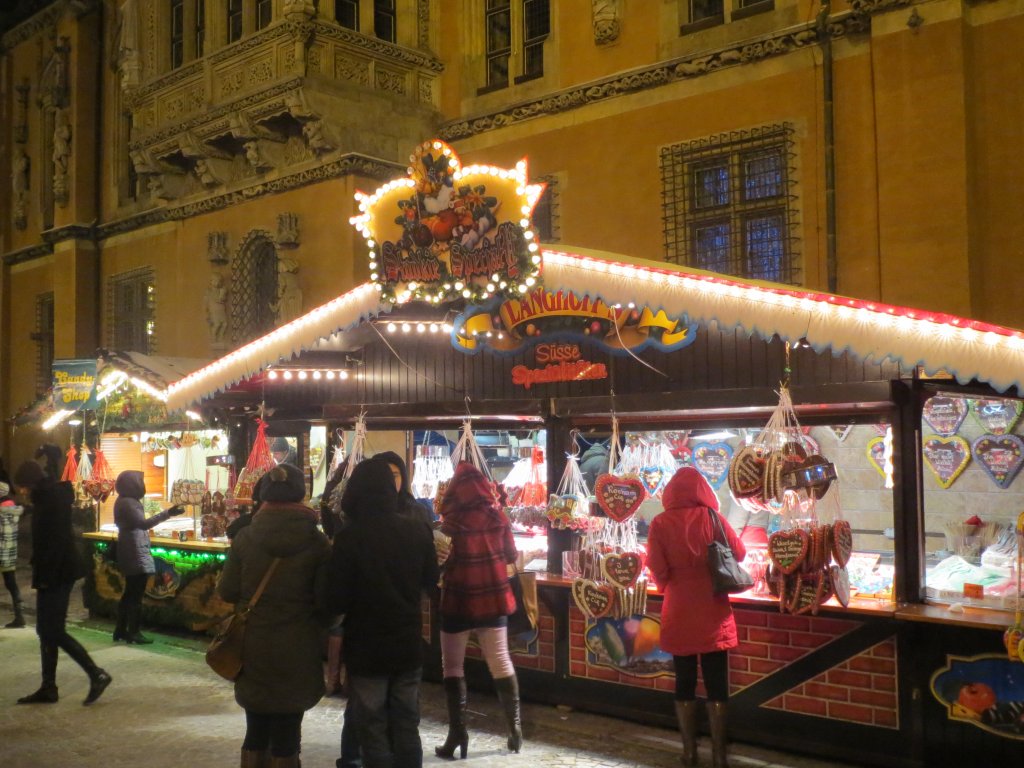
[[14, 81, 30, 143], [207, 232, 230, 265], [441, 14, 865, 141], [2, 242, 54, 267], [301, 119, 336, 155], [0, 0, 68, 52], [593, 0, 622, 45], [277, 213, 300, 248], [41, 223, 95, 243], [312, 20, 444, 72], [418, 0, 431, 49], [39, 38, 71, 109], [849, 0, 912, 15]]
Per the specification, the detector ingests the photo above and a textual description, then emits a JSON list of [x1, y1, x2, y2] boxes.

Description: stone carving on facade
[[849, 0, 912, 15], [14, 81, 30, 144], [114, 0, 141, 89], [271, 258, 303, 323], [418, 0, 431, 49], [205, 271, 229, 349], [283, 0, 316, 17], [593, 0, 622, 45], [244, 140, 273, 172], [52, 107, 72, 206], [40, 38, 70, 108], [301, 119, 335, 155], [277, 213, 300, 248], [11, 149, 30, 230], [207, 231, 230, 265]]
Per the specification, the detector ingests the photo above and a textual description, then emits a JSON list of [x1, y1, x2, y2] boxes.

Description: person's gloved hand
[[166, 505, 186, 517]]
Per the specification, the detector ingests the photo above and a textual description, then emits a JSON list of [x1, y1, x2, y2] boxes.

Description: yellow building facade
[[2, 0, 1022, 464]]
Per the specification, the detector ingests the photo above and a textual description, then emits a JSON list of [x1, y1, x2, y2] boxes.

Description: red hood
[[662, 467, 719, 513]]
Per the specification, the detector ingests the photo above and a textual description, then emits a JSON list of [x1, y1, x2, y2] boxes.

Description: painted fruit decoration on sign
[[866, 437, 888, 480], [593, 474, 645, 523], [922, 435, 971, 490], [922, 396, 968, 436], [970, 399, 1023, 436], [691, 442, 734, 490], [972, 435, 1024, 489]]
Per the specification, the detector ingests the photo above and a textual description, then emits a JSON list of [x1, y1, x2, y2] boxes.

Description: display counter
[[82, 531, 233, 632]]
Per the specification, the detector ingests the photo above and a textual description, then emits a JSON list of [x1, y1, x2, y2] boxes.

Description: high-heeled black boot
[[60, 633, 112, 704], [17, 643, 59, 703], [124, 604, 153, 644], [434, 677, 468, 759], [494, 675, 522, 753]]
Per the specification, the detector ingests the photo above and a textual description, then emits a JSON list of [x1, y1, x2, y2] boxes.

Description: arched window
[[231, 233, 279, 343]]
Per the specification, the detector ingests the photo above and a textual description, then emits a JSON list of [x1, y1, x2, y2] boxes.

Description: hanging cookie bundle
[[233, 419, 276, 504], [546, 435, 592, 531], [83, 447, 115, 502], [615, 433, 679, 500], [766, 515, 854, 614], [170, 432, 207, 506]]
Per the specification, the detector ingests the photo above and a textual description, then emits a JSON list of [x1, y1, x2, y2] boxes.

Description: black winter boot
[[125, 604, 153, 644], [435, 677, 468, 759], [59, 633, 112, 704], [113, 601, 129, 641], [493, 675, 522, 753], [17, 643, 59, 703], [6, 600, 26, 628]]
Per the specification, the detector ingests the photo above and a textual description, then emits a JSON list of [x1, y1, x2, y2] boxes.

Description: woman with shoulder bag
[[435, 462, 522, 760], [647, 467, 746, 768], [217, 464, 331, 768]]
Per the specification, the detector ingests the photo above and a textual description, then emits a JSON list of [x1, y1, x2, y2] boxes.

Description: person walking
[[113, 470, 184, 644], [1, 480, 27, 627], [217, 463, 331, 768], [326, 458, 439, 768], [13, 460, 112, 705], [434, 462, 522, 760], [647, 466, 746, 768]]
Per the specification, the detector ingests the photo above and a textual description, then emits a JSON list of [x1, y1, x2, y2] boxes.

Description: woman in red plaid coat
[[435, 461, 521, 759]]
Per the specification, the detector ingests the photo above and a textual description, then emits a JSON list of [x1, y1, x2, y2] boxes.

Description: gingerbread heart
[[923, 396, 968, 436], [971, 399, 1022, 436], [831, 519, 853, 568], [692, 442, 734, 490], [571, 578, 615, 619], [639, 466, 664, 497], [831, 565, 850, 608], [768, 529, 809, 575], [601, 552, 645, 589], [922, 435, 971, 489], [728, 445, 764, 498], [972, 434, 1024, 489], [791, 572, 825, 616], [594, 474, 645, 523]]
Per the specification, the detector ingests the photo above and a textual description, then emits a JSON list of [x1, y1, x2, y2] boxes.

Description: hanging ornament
[[83, 449, 115, 502], [233, 419, 277, 504], [61, 445, 78, 484]]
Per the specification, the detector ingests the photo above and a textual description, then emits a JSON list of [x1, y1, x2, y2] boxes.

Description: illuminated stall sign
[[454, 288, 698, 356], [52, 359, 98, 410], [511, 343, 608, 390], [350, 139, 546, 305]]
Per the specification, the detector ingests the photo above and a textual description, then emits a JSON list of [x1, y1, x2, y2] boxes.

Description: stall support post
[[891, 379, 924, 603], [545, 413, 571, 574]]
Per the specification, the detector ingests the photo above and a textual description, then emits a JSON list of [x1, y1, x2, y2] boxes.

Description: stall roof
[[163, 248, 1024, 411]]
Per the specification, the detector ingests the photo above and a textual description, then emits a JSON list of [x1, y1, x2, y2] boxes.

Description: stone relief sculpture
[[52, 107, 72, 206], [205, 272, 229, 347], [115, 0, 141, 88], [593, 0, 622, 45], [271, 258, 303, 323], [207, 232, 229, 264], [302, 119, 334, 154], [12, 149, 29, 229], [277, 212, 300, 247]]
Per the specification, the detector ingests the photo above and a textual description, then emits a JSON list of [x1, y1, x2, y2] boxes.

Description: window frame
[[107, 268, 157, 354], [227, 0, 244, 43], [170, 0, 185, 69], [374, 0, 397, 43], [480, 0, 550, 94]]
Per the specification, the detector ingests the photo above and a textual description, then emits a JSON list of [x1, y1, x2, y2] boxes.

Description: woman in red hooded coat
[[434, 462, 521, 760], [648, 466, 745, 768]]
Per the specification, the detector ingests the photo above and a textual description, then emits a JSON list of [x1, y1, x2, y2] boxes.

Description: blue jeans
[[347, 669, 423, 768]]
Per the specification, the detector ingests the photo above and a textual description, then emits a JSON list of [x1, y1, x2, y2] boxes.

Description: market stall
[[158, 142, 1024, 766]]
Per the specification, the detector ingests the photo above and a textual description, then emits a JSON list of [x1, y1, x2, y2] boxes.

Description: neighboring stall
[[159, 144, 1024, 767]]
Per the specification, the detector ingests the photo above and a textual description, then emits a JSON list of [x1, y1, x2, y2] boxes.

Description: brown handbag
[[206, 557, 281, 681]]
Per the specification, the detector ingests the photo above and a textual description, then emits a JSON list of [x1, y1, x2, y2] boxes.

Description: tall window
[[33, 293, 55, 396], [660, 124, 799, 284], [170, 0, 185, 69], [484, 1, 549, 91], [688, 0, 724, 27], [531, 176, 560, 243], [256, 0, 272, 30], [485, 1, 512, 90], [227, 0, 243, 43], [231, 236, 279, 343], [521, 0, 550, 81], [336, 0, 359, 29], [108, 268, 156, 353], [374, 0, 396, 43], [195, 0, 205, 56]]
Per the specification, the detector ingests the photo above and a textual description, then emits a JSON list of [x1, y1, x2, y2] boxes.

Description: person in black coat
[[325, 458, 439, 768], [13, 460, 111, 705], [374, 450, 435, 529]]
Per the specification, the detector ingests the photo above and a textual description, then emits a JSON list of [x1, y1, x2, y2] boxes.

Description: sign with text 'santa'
[[349, 139, 545, 305], [51, 359, 98, 410]]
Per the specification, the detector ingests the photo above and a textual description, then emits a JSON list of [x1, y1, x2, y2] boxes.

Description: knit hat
[[259, 463, 307, 503], [14, 460, 45, 489], [0, 481, 9, 498]]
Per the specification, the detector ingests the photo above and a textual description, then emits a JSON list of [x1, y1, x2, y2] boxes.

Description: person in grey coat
[[113, 470, 183, 644], [218, 463, 332, 768]]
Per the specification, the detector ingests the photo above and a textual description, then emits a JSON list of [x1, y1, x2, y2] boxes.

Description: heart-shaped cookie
[[972, 434, 1024, 489], [594, 474, 645, 523], [639, 466, 664, 497], [922, 435, 971, 489], [791, 572, 825, 616], [831, 519, 853, 567], [768, 529, 809, 575], [831, 564, 850, 607], [970, 398, 1022, 436], [923, 396, 968, 436], [571, 578, 615, 619], [692, 442, 734, 490], [601, 551, 645, 589], [728, 445, 764, 498]]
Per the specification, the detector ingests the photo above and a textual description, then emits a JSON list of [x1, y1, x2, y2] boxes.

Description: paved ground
[[0, 587, 863, 768]]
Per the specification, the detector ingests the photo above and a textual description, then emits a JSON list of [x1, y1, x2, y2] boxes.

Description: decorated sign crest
[[349, 139, 545, 304]]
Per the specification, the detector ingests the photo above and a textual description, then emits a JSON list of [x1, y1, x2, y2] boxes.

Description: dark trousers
[[347, 669, 423, 768], [35, 581, 98, 685], [673, 650, 730, 702], [3, 570, 21, 604], [243, 711, 304, 758]]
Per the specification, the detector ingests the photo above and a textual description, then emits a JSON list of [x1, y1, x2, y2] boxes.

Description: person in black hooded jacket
[[326, 457, 439, 768], [374, 450, 434, 530], [13, 460, 111, 705]]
